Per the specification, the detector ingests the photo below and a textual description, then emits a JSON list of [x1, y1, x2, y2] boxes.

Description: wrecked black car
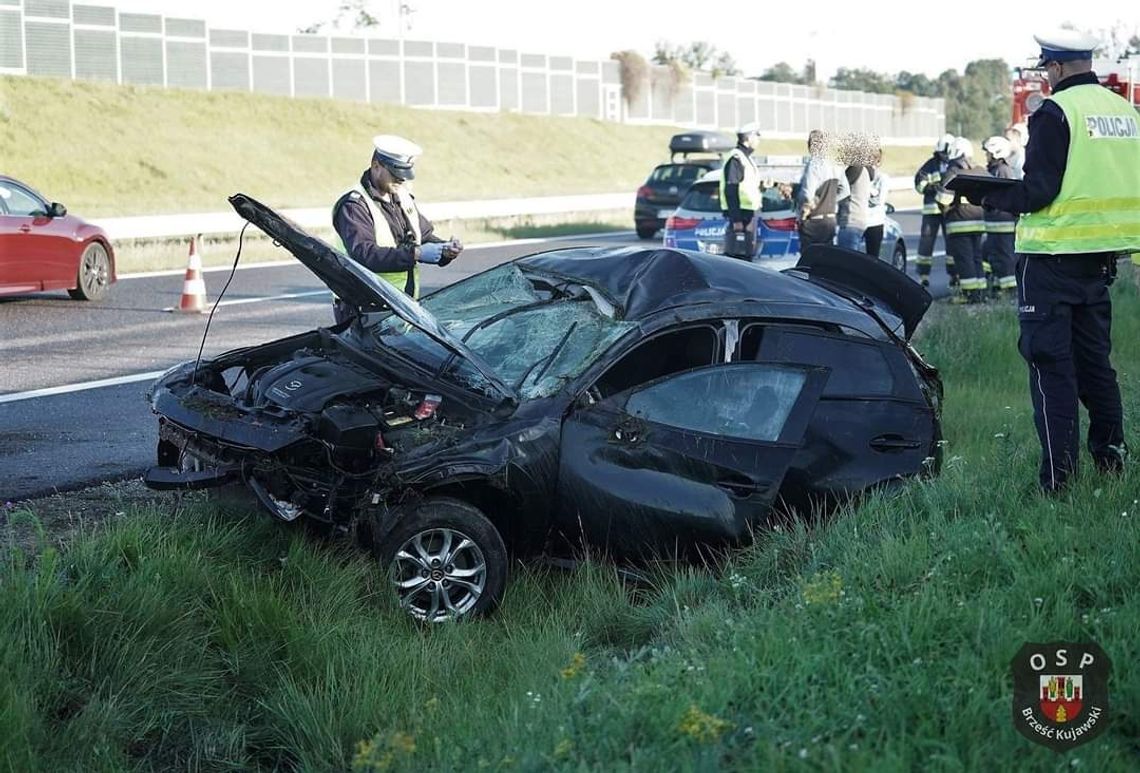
[[145, 194, 942, 622]]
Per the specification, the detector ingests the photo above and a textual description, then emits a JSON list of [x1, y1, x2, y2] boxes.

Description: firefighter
[[977, 30, 1137, 493], [913, 133, 956, 288], [940, 138, 987, 303], [981, 136, 1018, 299], [720, 122, 763, 259], [331, 135, 461, 320]]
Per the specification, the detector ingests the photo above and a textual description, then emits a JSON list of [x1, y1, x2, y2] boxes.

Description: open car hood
[[792, 245, 932, 340], [228, 194, 517, 404]]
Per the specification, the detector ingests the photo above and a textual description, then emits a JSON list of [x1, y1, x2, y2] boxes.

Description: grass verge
[[4, 271, 1137, 771], [1, 75, 931, 217]]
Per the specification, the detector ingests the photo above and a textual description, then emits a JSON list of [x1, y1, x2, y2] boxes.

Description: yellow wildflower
[[553, 738, 573, 759], [802, 570, 843, 605], [677, 704, 733, 743], [561, 651, 587, 680]]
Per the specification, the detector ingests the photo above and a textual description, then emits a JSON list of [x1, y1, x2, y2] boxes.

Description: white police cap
[[736, 122, 760, 137], [372, 134, 422, 180], [1033, 30, 1099, 66]]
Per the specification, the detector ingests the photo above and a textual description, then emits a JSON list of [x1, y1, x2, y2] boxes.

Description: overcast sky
[[112, 0, 1139, 79]]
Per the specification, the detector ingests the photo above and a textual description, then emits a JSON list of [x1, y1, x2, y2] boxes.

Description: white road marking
[[0, 370, 167, 405], [163, 289, 331, 312]]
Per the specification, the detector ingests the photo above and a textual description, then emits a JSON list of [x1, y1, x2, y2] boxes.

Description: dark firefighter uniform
[[941, 153, 988, 302], [982, 32, 1139, 492], [983, 154, 1018, 296], [914, 140, 954, 285]]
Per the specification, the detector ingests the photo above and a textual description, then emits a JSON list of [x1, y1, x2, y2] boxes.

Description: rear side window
[[750, 327, 894, 397], [626, 364, 810, 442], [678, 183, 721, 213], [647, 165, 706, 184]]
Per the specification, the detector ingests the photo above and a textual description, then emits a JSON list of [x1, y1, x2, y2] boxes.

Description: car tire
[[68, 242, 111, 301], [635, 223, 658, 240], [892, 241, 907, 273], [376, 497, 507, 622]]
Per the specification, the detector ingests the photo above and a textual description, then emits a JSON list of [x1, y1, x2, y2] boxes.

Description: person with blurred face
[[796, 129, 849, 250]]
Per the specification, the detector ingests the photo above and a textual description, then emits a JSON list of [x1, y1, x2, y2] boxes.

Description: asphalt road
[[1, 213, 952, 501]]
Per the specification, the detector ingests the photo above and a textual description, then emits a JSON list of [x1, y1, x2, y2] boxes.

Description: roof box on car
[[669, 130, 734, 157]]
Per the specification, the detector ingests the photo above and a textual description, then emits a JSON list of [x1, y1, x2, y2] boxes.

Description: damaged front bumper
[[144, 463, 242, 490]]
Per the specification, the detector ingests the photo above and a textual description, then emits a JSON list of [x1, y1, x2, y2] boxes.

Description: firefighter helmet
[[947, 137, 973, 161], [934, 133, 954, 154], [983, 136, 1013, 160]]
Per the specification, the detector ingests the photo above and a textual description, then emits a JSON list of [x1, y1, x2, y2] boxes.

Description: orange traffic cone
[[173, 235, 207, 313]]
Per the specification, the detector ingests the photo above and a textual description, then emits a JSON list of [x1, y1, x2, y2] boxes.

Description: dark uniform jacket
[[332, 172, 447, 276], [914, 154, 946, 212], [984, 72, 1100, 219], [941, 158, 986, 230]]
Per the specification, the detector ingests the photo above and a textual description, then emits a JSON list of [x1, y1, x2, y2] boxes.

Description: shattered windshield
[[370, 265, 633, 400]]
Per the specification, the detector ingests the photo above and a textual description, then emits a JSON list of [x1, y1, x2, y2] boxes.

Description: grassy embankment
[[1, 76, 930, 271], [3, 270, 1138, 771]]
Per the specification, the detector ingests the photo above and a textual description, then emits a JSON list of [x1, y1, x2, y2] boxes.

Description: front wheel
[[892, 241, 907, 273], [376, 497, 507, 622], [69, 242, 111, 300]]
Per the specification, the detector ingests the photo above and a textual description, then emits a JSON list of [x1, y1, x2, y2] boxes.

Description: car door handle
[[18, 224, 31, 232], [715, 477, 767, 497], [870, 434, 922, 452]]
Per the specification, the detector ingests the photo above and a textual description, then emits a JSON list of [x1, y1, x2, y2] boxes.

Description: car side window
[[624, 363, 812, 442], [0, 185, 46, 217], [593, 326, 719, 399], [744, 325, 894, 397]]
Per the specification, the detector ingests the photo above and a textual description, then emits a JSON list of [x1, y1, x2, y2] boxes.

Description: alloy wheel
[[390, 528, 487, 622]]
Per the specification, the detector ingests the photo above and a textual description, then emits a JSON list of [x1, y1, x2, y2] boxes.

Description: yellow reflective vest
[[332, 183, 423, 297], [719, 148, 762, 212], [1016, 84, 1140, 254]]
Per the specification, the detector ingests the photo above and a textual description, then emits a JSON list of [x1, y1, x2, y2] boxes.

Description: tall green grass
[[0, 75, 931, 217], [3, 272, 1138, 771]]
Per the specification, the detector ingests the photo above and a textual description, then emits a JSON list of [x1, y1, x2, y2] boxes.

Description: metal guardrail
[[93, 181, 917, 241], [92, 193, 634, 240]]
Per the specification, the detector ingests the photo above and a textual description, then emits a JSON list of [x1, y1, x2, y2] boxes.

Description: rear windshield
[[679, 183, 721, 212], [647, 164, 708, 185], [679, 182, 802, 213]]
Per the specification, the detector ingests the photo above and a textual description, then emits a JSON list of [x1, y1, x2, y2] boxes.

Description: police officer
[[940, 139, 988, 303], [720, 122, 762, 259], [914, 133, 955, 288], [979, 30, 1138, 493], [981, 136, 1018, 298], [331, 135, 461, 321]]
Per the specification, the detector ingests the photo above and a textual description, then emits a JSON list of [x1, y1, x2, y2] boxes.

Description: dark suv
[[634, 131, 732, 239]]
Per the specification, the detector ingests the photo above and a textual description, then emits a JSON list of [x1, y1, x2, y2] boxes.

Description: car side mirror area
[[48, 202, 68, 218], [885, 203, 896, 215]]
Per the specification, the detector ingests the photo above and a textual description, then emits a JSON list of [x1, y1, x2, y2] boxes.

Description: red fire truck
[[1010, 55, 1140, 125]]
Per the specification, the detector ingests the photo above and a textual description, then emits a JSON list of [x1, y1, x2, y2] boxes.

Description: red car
[[0, 175, 116, 300]]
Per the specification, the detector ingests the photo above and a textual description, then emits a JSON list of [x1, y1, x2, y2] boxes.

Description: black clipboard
[[945, 172, 1019, 198]]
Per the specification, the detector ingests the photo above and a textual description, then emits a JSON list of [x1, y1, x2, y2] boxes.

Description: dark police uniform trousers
[[1015, 252, 1124, 491]]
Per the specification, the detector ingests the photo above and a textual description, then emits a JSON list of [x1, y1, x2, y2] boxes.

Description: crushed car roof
[[516, 247, 876, 323]]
